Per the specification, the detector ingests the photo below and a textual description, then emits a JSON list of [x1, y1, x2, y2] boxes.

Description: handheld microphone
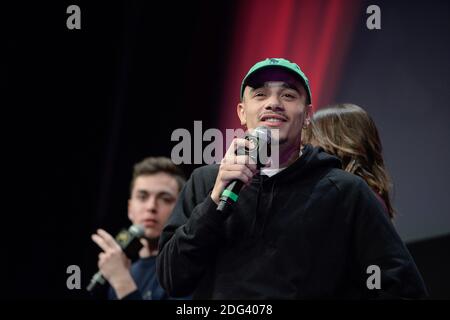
[[217, 126, 271, 214], [86, 224, 145, 292]]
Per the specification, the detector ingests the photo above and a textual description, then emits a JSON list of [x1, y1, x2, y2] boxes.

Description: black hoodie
[[157, 145, 427, 299]]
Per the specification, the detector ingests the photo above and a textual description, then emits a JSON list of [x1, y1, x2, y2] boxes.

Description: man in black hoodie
[[157, 58, 427, 299]]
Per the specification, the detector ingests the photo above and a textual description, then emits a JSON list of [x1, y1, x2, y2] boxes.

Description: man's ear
[[237, 102, 246, 126], [303, 104, 313, 128]]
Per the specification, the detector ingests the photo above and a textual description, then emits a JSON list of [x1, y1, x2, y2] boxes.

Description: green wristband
[[221, 189, 239, 202]]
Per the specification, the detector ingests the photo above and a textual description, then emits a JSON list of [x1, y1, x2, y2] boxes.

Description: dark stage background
[[4, 0, 450, 299]]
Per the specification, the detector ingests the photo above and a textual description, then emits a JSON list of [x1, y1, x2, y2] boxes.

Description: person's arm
[[157, 139, 257, 297], [156, 167, 228, 297], [108, 271, 138, 299], [92, 229, 140, 300], [349, 179, 428, 299]]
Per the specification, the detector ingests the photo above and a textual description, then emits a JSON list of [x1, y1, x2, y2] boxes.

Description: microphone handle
[[86, 270, 106, 292], [217, 180, 244, 214]]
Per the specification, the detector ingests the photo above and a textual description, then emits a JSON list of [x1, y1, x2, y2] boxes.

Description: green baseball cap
[[240, 58, 312, 104]]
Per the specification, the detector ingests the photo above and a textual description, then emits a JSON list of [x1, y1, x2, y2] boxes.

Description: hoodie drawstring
[[259, 180, 275, 235], [250, 174, 264, 236]]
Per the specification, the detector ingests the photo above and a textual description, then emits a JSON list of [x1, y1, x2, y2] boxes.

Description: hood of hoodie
[[266, 144, 342, 183]]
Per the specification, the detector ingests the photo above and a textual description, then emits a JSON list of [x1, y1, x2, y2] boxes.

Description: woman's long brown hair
[[303, 103, 395, 219]]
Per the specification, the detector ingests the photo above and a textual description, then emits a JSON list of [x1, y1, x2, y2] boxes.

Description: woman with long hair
[[303, 103, 395, 219]]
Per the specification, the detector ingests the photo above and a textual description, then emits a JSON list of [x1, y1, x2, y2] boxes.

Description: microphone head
[[129, 224, 145, 238], [245, 126, 271, 168], [251, 126, 271, 145]]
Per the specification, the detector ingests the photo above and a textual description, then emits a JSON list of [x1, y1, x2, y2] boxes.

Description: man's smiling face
[[238, 68, 312, 148]]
